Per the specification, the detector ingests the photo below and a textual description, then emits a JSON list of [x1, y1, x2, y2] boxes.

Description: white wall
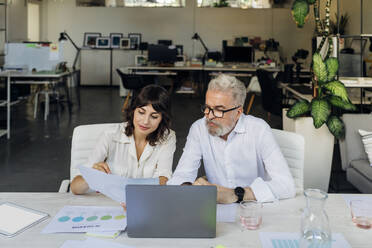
[[8, 0, 27, 42], [42, 0, 369, 68], [28, 3, 40, 41]]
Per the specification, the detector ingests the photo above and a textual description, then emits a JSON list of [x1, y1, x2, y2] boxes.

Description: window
[[197, 0, 272, 8]]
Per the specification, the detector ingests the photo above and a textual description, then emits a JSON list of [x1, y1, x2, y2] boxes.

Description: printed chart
[[42, 206, 126, 233], [259, 232, 351, 248]]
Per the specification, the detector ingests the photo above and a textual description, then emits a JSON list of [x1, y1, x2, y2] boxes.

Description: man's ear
[[236, 106, 243, 119]]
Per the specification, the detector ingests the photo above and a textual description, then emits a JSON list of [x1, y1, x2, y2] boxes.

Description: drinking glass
[[238, 200, 262, 230], [350, 200, 372, 229]]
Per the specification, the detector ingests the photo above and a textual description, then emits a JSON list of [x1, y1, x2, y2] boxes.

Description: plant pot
[[283, 109, 335, 192]]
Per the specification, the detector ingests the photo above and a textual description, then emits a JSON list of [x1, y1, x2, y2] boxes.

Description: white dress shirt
[[168, 115, 295, 202], [83, 122, 176, 179]]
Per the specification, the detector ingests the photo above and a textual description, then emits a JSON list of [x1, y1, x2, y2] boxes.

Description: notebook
[[0, 202, 49, 237], [126, 185, 217, 238]]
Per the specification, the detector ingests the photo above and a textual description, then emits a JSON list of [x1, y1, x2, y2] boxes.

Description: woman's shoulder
[[160, 129, 176, 144], [102, 122, 130, 141]]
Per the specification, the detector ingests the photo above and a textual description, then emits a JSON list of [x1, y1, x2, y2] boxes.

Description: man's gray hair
[[207, 74, 246, 106]]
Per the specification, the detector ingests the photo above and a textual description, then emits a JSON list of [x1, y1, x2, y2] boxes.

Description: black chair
[[116, 69, 154, 112], [256, 69, 284, 120]]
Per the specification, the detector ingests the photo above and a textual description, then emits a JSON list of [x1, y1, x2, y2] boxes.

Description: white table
[[0, 193, 370, 248], [0, 71, 76, 139]]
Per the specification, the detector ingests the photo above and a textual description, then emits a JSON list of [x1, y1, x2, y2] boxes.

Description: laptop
[[126, 185, 217, 238]]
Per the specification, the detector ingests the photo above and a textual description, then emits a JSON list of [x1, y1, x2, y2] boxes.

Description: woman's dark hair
[[125, 84, 171, 146]]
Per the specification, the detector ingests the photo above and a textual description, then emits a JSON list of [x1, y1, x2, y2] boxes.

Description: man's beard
[[206, 118, 235, 137]]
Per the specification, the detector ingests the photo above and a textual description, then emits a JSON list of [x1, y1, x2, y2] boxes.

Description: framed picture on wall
[[110, 33, 123, 48], [120, 38, 131, 49], [128, 33, 142, 50], [135, 55, 148, 66], [96, 37, 111, 48], [83, 32, 102, 47]]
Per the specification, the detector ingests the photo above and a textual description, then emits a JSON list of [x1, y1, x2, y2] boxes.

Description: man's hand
[[92, 162, 111, 174], [193, 177, 212, 186], [193, 177, 237, 204]]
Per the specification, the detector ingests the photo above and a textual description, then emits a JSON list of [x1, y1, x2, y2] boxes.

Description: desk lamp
[[58, 31, 81, 70], [192, 33, 209, 65]]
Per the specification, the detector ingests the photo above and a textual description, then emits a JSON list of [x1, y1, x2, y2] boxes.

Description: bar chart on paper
[[259, 232, 351, 248]]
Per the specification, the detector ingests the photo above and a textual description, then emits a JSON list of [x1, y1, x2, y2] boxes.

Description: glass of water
[[239, 200, 262, 230], [350, 200, 372, 229]]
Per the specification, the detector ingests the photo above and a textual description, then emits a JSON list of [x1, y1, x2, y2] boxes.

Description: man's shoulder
[[240, 114, 270, 131]]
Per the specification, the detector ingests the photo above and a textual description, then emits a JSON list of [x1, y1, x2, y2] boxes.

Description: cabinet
[[80, 49, 140, 88]]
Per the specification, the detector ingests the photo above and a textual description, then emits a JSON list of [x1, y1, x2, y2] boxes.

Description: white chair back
[[246, 76, 261, 94], [272, 128, 305, 195], [70, 123, 120, 181]]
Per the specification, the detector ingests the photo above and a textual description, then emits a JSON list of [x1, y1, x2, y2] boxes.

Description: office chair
[[116, 69, 155, 112], [272, 128, 305, 195], [245, 76, 261, 115], [255, 69, 284, 121], [59, 123, 120, 193]]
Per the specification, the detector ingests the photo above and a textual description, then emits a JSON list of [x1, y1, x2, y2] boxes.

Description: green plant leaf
[[323, 80, 349, 102], [327, 115, 345, 139], [286, 99, 311, 118], [307, 0, 316, 4], [328, 95, 357, 111], [325, 57, 339, 81], [311, 98, 331, 128], [291, 0, 309, 28], [313, 53, 328, 84]]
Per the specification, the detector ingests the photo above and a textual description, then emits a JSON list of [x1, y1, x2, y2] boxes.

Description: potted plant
[[284, 0, 356, 192]]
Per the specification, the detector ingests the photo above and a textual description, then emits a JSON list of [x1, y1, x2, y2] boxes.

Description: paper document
[[259, 232, 351, 248], [86, 230, 121, 239], [79, 165, 159, 202], [42, 206, 126, 234], [49, 44, 60, 61], [60, 237, 134, 248], [217, 204, 238, 222]]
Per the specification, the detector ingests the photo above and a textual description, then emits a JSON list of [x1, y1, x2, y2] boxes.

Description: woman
[[71, 84, 176, 195]]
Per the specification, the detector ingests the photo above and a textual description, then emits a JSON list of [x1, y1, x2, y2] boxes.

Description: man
[[168, 74, 295, 203]]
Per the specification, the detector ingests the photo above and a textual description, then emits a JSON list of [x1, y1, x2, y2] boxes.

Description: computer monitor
[[223, 46, 253, 63], [147, 44, 177, 64]]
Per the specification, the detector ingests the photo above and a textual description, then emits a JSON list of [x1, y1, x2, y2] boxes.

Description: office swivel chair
[[255, 69, 284, 121], [116, 69, 155, 112]]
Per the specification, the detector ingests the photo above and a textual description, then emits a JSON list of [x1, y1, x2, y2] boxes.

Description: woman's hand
[[92, 162, 111, 174], [121, 203, 127, 212]]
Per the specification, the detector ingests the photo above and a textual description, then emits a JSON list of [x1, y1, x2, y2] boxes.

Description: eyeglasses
[[201, 104, 241, 118]]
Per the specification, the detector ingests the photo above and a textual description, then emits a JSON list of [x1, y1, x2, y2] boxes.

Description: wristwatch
[[234, 187, 245, 203]]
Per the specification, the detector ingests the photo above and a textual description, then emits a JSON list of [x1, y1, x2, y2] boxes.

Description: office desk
[[0, 71, 75, 139], [126, 65, 280, 74], [125, 65, 280, 95], [0, 193, 370, 248]]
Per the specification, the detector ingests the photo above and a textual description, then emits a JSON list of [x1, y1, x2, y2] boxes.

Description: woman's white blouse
[[83, 123, 176, 179]]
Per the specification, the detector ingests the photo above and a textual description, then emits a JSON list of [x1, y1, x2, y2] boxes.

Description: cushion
[[358, 129, 372, 166], [350, 159, 372, 181]]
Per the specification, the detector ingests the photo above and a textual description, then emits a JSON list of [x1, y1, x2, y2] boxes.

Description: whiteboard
[[4, 43, 64, 71]]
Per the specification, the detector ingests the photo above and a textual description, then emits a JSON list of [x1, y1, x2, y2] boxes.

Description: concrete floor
[[0, 86, 359, 193]]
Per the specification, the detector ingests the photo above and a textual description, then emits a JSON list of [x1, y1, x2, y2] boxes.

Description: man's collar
[[232, 115, 246, 134]]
